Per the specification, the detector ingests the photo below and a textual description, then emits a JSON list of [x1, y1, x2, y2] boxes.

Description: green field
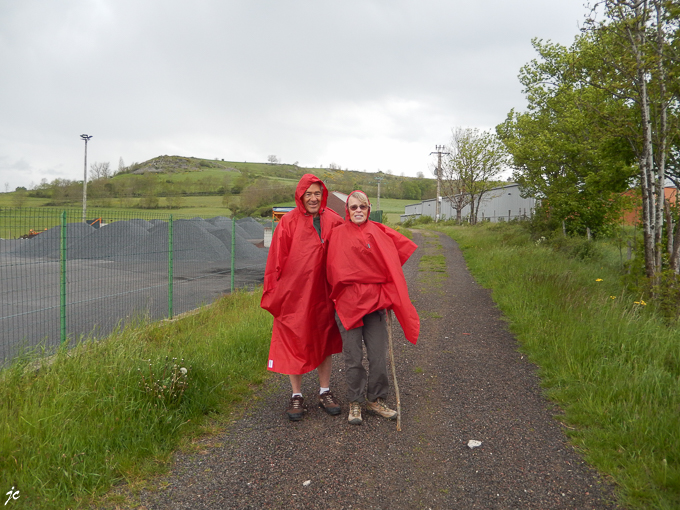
[[1, 193, 414, 238]]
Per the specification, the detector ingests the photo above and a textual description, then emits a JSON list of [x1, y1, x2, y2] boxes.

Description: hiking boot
[[287, 395, 307, 421], [366, 398, 397, 420], [318, 390, 341, 416], [348, 401, 362, 425]]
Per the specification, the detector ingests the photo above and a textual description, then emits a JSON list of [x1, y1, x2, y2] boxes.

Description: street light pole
[[375, 172, 384, 211], [80, 134, 92, 222]]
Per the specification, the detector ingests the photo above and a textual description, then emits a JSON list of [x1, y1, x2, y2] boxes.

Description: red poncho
[[260, 174, 344, 374], [326, 196, 419, 344]]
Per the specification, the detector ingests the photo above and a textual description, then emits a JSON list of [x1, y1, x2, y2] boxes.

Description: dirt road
[[132, 230, 618, 509]]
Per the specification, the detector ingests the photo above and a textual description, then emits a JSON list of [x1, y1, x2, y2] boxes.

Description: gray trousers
[[335, 310, 389, 403]]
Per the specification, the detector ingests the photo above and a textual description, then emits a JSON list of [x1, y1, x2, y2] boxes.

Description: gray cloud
[[0, 0, 586, 190]]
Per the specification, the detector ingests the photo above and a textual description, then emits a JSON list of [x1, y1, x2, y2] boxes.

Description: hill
[[2, 156, 437, 217]]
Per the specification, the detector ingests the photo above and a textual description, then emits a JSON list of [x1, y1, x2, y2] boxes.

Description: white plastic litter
[[303, 480, 311, 487], [467, 440, 482, 449]]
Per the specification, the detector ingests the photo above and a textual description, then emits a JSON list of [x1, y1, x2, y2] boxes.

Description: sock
[[319, 387, 330, 395], [292, 393, 302, 398]]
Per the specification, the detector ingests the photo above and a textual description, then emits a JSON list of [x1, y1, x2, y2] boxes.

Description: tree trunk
[[665, 199, 673, 257], [469, 196, 477, 225], [670, 211, 680, 273], [655, 0, 669, 271], [630, 4, 658, 278]]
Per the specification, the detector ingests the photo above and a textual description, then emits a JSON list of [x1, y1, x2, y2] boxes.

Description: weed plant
[[0, 290, 271, 509], [427, 222, 680, 509]]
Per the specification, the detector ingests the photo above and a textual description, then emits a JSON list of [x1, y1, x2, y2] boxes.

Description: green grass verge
[[426, 222, 680, 509], [0, 290, 272, 509]]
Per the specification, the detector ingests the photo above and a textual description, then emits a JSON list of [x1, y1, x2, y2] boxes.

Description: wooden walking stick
[[386, 309, 401, 431]]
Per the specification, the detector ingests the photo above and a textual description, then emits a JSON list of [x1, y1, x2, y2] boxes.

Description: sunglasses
[[349, 204, 368, 211]]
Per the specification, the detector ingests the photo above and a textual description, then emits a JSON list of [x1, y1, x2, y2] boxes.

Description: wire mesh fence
[[0, 207, 269, 366]]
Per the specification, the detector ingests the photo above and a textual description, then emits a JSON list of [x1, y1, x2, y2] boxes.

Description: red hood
[[295, 174, 329, 215], [344, 189, 372, 224]]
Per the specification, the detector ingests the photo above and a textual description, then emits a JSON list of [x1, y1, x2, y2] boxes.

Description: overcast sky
[[0, 0, 588, 191]]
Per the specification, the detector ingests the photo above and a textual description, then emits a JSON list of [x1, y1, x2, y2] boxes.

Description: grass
[[0, 203, 235, 239], [374, 198, 416, 224], [425, 221, 680, 509], [0, 290, 272, 510]]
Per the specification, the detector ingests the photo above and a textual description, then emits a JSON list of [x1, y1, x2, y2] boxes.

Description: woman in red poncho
[[326, 190, 419, 425], [261, 174, 345, 421]]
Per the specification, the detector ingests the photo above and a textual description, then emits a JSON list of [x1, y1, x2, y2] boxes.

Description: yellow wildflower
[[596, 278, 603, 282]]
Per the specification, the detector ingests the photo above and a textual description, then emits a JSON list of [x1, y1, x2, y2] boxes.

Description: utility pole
[[430, 145, 449, 222], [375, 172, 384, 211], [80, 134, 93, 222]]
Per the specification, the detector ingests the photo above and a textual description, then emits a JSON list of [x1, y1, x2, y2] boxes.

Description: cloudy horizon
[[1, 0, 589, 192]]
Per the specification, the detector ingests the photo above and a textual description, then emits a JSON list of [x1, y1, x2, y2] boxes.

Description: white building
[[401, 183, 536, 223]]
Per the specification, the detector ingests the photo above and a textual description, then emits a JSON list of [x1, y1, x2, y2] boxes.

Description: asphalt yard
[[0, 217, 268, 364]]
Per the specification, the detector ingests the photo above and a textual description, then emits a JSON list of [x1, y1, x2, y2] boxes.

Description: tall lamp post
[[375, 172, 383, 211], [80, 134, 92, 222]]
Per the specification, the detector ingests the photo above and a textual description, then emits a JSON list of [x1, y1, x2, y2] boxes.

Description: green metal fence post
[[60, 210, 67, 344], [231, 216, 235, 293], [168, 214, 174, 319]]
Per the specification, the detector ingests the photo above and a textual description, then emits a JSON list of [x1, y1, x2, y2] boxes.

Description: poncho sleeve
[[260, 215, 293, 318]]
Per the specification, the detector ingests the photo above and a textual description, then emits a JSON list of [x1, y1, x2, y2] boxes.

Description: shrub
[[549, 236, 602, 261]]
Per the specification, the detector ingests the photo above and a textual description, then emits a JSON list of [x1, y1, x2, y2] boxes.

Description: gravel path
[[131, 230, 619, 509]]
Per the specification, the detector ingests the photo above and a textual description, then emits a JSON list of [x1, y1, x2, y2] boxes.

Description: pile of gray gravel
[[4, 217, 268, 264]]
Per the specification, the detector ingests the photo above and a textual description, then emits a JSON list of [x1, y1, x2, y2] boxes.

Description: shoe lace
[[373, 399, 390, 411], [320, 391, 337, 406], [350, 402, 361, 415], [290, 396, 303, 409]]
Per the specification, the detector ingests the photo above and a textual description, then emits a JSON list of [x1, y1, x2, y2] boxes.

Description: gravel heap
[[5, 217, 268, 264], [10, 222, 95, 259], [234, 217, 266, 239]]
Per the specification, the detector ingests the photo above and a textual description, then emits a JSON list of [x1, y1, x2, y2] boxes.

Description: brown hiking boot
[[366, 398, 397, 420], [287, 395, 307, 421], [348, 401, 362, 425], [318, 390, 341, 416]]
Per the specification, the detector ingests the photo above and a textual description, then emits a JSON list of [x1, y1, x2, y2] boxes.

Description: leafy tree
[[399, 180, 422, 201], [496, 37, 637, 237], [582, 0, 680, 273], [442, 127, 509, 225]]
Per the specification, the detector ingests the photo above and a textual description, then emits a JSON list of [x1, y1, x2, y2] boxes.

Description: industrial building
[[401, 183, 536, 223]]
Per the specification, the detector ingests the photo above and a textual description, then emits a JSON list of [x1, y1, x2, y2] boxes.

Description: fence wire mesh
[[0, 207, 269, 366]]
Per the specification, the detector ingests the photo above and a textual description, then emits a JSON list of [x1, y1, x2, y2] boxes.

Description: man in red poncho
[[326, 190, 419, 425], [261, 174, 345, 421]]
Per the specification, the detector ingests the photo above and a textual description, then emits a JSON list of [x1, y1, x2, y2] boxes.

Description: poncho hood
[[295, 173, 329, 215], [343, 189, 371, 223]]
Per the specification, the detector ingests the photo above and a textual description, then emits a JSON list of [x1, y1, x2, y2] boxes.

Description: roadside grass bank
[[426, 222, 680, 509], [0, 290, 271, 510]]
